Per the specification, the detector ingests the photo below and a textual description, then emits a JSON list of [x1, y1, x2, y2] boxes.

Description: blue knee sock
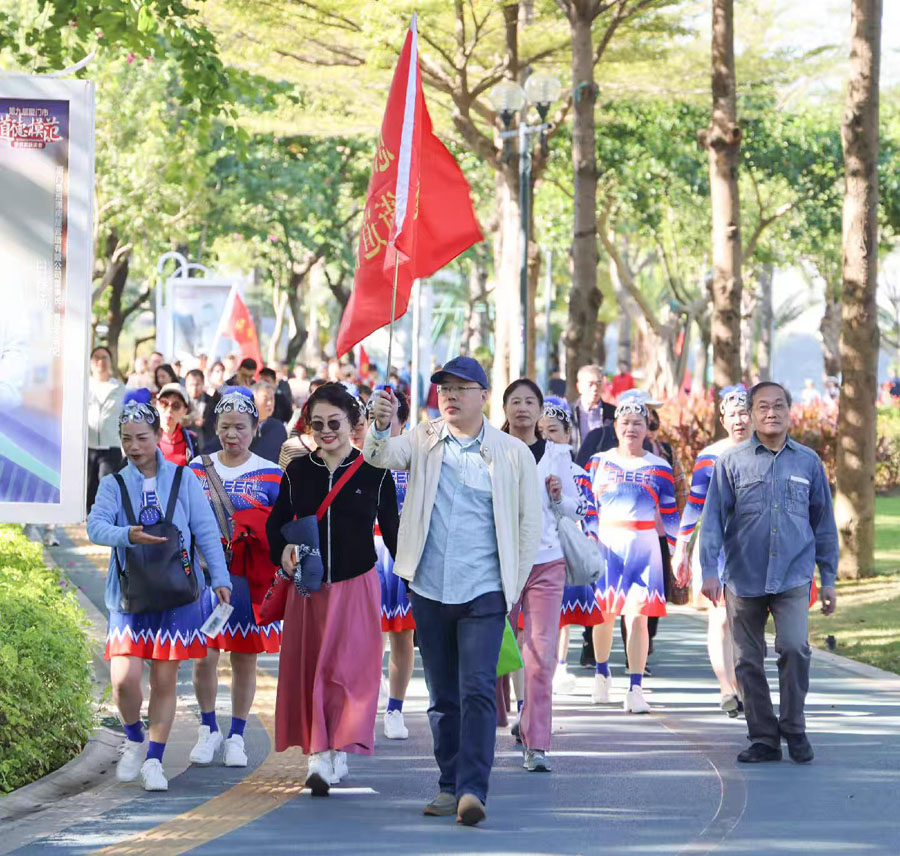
[[629, 673, 643, 689], [387, 698, 403, 714], [146, 741, 165, 762], [595, 661, 610, 678], [517, 699, 524, 713], [123, 720, 144, 743], [201, 710, 218, 733], [229, 717, 247, 738]]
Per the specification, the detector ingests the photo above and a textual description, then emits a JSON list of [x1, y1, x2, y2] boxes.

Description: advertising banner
[[0, 77, 94, 523]]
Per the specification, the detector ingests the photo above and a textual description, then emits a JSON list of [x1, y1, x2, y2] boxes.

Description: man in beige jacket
[[366, 356, 541, 827]]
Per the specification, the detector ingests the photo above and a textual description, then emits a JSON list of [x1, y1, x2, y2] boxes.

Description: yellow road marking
[[93, 675, 307, 856]]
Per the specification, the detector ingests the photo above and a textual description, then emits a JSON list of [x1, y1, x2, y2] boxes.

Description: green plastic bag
[[496, 618, 524, 677]]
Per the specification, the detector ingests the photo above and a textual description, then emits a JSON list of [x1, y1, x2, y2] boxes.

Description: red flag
[[222, 289, 264, 377], [358, 344, 371, 379], [336, 15, 483, 357]]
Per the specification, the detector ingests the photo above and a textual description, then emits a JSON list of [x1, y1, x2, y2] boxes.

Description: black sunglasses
[[310, 417, 346, 433]]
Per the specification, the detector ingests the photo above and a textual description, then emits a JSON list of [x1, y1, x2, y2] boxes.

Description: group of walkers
[[86, 347, 839, 826]]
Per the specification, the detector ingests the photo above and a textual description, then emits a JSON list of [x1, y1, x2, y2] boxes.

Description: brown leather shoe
[[456, 793, 486, 826], [423, 792, 458, 816]]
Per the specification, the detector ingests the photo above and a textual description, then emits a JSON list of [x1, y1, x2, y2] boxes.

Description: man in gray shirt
[[700, 381, 838, 764]]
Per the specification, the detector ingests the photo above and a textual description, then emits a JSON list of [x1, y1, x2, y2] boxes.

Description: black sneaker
[[510, 720, 522, 744], [784, 733, 814, 763], [737, 742, 782, 763]]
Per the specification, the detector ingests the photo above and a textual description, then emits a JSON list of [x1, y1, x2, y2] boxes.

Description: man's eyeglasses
[[437, 384, 482, 396], [310, 417, 347, 433]]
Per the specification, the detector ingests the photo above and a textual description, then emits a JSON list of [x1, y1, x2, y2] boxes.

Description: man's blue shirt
[[699, 433, 839, 597]]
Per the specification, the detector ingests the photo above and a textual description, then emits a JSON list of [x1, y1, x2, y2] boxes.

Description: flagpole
[[385, 253, 400, 387]]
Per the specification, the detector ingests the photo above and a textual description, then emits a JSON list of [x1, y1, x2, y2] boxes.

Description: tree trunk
[[285, 271, 309, 365], [617, 299, 632, 371], [698, 313, 712, 391], [104, 249, 131, 372], [756, 263, 774, 381], [594, 319, 607, 369], [490, 167, 519, 419], [835, 0, 882, 581], [740, 282, 758, 382], [820, 281, 843, 378], [700, 0, 743, 393], [464, 257, 489, 355], [563, 4, 602, 399], [268, 287, 289, 366]]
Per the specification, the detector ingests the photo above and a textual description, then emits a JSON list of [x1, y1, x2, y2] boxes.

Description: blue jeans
[[409, 589, 506, 803]]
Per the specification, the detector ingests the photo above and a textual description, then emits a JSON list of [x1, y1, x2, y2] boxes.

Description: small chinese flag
[[222, 288, 264, 376], [336, 15, 483, 357]]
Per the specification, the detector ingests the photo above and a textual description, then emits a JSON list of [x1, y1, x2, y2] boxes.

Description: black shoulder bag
[[113, 466, 201, 614]]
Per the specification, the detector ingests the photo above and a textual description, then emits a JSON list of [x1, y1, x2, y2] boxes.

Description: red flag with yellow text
[[336, 15, 483, 357]]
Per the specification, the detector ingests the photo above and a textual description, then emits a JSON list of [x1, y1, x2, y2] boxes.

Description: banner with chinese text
[[0, 78, 94, 523]]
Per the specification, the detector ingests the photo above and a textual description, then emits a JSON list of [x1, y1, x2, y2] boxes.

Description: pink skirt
[[274, 568, 382, 756]]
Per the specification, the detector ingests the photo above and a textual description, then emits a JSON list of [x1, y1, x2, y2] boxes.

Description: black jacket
[[266, 448, 399, 584]]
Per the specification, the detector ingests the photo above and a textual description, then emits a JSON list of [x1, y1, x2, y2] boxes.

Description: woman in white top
[[503, 379, 587, 773]]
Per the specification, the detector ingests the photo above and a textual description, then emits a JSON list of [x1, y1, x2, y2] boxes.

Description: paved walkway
[[4, 527, 900, 855]]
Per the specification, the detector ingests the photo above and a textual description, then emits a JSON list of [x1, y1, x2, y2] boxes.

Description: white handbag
[[552, 503, 605, 586]]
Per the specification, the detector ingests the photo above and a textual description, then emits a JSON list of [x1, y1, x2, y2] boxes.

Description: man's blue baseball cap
[[431, 356, 489, 389]]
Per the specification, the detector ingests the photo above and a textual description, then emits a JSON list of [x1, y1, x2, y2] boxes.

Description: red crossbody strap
[[316, 455, 365, 521]]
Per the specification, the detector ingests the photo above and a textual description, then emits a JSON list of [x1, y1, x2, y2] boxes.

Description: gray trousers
[[725, 583, 811, 748]]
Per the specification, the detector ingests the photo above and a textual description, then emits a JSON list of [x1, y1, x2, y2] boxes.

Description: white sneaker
[[305, 751, 333, 796], [140, 758, 168, 791], [116, 738, 145, 782], [330, 750, 348, 783], [223, 734, 248, 767], [552, 664, 577, 695], [624, 685, 651, 714], [591, 673, 612, 704], [378, 674, 390, 709], [189, 725, 223, 765], [383, 709, 409, 739]]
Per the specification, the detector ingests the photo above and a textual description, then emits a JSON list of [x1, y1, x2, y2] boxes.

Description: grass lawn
[[808, 494, 900, 675]]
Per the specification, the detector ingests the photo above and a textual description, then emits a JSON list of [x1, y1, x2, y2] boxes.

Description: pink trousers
[[508, 558, 566, 751]]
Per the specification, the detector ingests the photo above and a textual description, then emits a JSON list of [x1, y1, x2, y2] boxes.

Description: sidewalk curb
[[0, 727, 121, 823]]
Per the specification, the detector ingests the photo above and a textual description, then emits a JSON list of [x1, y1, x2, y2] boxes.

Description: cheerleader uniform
[[678, 441, 818, 608], [587, 450, 679, 616], [376, 470, 415, 632], [88, 450, 231, 661], [189, 451, 283, 653]]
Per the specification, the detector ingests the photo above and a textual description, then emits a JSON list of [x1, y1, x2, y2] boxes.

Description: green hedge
[[0, 526, 94, 794]]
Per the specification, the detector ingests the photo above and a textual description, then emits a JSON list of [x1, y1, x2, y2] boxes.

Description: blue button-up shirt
[[699, 433, 839, 597], [408, 421, 503, 604]]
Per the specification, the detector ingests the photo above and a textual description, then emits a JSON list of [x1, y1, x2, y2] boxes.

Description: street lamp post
[[489, 73, 561, 379]]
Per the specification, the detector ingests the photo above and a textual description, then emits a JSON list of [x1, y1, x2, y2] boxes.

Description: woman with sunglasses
[[156, 383, 198, 466], [586, 392, 679, 714], [534, 397, 604, 697], [86, 396, 231, 792], [367, 390, 415, 741], [266, 382, 399, 795], [502, 381, 590, 772], [189, 389, 283, 768]]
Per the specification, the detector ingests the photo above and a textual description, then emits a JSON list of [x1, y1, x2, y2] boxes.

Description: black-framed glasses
[[437, 384, 481, 396], [310, 417, 347, 433]]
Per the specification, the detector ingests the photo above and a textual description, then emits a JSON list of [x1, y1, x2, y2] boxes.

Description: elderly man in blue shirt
[[699, 381, 838, 765], [366, 356, 541, 826]]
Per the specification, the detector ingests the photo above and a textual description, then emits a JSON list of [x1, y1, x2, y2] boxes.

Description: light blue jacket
[[87, 449, 231, 614]]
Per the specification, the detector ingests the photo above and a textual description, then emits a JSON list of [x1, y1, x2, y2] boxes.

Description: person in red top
[[156, 383, 198, 465], [610, 362, 635, 401]]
